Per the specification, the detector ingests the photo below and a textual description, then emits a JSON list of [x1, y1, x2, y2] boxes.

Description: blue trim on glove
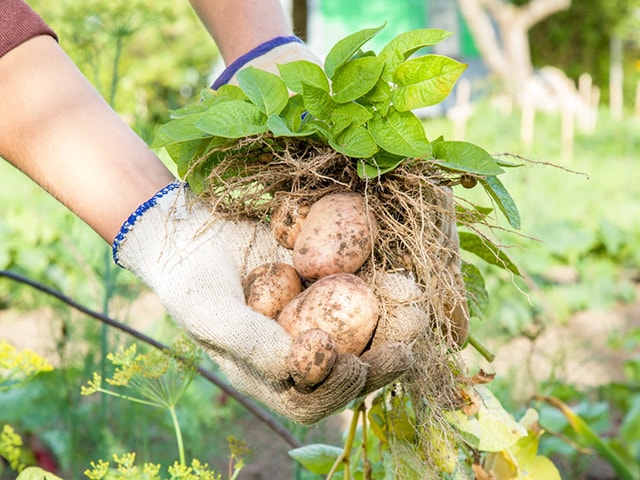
[[211, 36, 303, 90], [112, 181, 182, 267]]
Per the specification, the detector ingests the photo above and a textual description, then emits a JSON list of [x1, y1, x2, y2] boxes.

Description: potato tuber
[[293, 192, 376, 280], [287, 328, 337, 389], [270, 197, 310, 249], [278, 272, 379, 355], [243, 262, 303, 319]]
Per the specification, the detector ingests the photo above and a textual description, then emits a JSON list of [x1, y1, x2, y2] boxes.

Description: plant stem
[[467, 333, 495, 362], [95, 388, 162, 408], [109, 34, 124, 108], [326, 400, 365, 480], [361, 405, 370, 478], [100, 247, 116, 457], [168, 405, 186, 466]]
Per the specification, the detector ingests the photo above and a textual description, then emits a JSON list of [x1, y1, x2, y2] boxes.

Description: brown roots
[[192, 134, 473, 473]]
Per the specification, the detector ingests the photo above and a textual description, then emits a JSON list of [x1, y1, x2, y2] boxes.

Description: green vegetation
[[3, 97, 639, 480], [1, 3, 640, 479]]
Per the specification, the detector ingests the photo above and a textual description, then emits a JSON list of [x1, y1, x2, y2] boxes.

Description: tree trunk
[[457, 0, 571, 101], [291, 0, 309, 42]]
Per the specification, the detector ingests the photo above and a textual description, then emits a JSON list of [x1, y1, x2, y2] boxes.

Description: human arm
[[0, 12, 367, 423], [0, 1, 418, 424], [188, 0, 293, 64], [0, 34, 175, 243], [189, 0, 321, 88]]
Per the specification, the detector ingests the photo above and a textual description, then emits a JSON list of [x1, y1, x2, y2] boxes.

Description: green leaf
[[361, 79, 391, 105], [167, 88, 238, 119], [279, 94, 307, 130], [168, 101, 208, 119], [379, 28, 452, 81], [330, 101, 372, 135], [325, 24, 385, 78], [167, 86, 247, 121], [368, 109, 431, 158], [165, 137, 217, 178], [288, 444, 344, 474], [236, 67, 289, 115], [17, 467, 64, 480], [456, 204, 494, 225], [368, 393, 391, 443], [265, 114, 293, 137], [329, 125, 378, 158], [208, 84, 249, 103], [459, 231, 521, 276], [494, 155, 525, 168], [358, 152, 405, 179], [266, 94, 313, 136], [277, 60, 329, 93], [267, 114, 316, 137], [523, 456, 563, 480], [194, 100, 268, 138], [433, 140, 504, 175], [462, 261, 489, 318], [331, 56, 384, 103], [151, 113, 209, 148], [448, 385, 527, 452], [392, 54, 467, 110], [480, 175, 521, 229], [540, 397, 639, 480], [302, 82, 336, 118], [621, 395, 640, 446]]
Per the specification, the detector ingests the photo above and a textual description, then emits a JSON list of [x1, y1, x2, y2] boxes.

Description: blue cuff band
[[211, 36, 303, 90], [111, 181, 182, 267]]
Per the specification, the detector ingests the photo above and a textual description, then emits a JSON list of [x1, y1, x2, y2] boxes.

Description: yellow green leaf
[[521, 456, 562, 480]]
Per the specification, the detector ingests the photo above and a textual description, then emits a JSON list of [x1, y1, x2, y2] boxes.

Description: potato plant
[[151, 24, 558, 479]]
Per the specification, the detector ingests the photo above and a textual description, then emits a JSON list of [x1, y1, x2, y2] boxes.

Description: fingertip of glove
[[362, 342, 415, 369], [360, 342, 415, 395]]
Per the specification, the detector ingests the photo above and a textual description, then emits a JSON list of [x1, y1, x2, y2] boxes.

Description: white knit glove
[[211, 36, 322, 89], [113, 183, 415, 424]]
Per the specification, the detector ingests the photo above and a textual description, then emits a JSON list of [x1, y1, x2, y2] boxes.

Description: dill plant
[[81, 340, 201, 466]]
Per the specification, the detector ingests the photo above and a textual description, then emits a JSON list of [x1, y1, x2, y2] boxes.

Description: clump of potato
[[292, 192, 376, 280], [287, 329, 338, 390], [242, 262, 303, 319], [243, 192, 381, 389]]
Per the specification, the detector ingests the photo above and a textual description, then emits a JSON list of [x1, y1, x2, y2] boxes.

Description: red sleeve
[[0, 0, 58, 58]]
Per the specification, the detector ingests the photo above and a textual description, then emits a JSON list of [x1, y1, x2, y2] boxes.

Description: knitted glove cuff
[[212, 36, 302, 89], [111, 181, 182, 267]]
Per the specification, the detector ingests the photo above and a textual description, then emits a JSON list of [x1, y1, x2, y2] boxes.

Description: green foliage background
[[2, 2, 640, 479], [529, 0, 640, 102]]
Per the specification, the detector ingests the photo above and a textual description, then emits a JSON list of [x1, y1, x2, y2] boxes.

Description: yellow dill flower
[[0, 340, 53, 391], [0, 424, 25, 472]]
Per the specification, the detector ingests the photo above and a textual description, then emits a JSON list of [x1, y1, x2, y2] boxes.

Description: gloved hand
[[113, 182, 416, 424], [211, 36, 322, 89]]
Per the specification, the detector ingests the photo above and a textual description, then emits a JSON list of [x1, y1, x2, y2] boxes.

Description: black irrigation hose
[[0, 269, 302, 449]]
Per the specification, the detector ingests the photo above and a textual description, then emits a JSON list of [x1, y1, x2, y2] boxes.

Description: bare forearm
[[189, 0, 293, 64], [0, 36, 175, 243]]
